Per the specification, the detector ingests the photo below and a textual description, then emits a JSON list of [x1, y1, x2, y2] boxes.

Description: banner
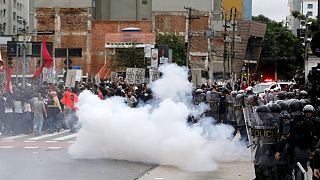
[[42, 68, 55, 83], [126, 68, 145, 84], [111, 72, 118, 82], [65, 70, 77, 88], [151, 48, 158, 68], [149, 68, 159, 83], [135, 68, 145, 84]]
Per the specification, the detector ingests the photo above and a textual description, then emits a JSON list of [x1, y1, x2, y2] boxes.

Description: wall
[[222, 0, 244, 20], [95, 0, 152, 21], [91, 21, 152, 75], [152, 0, 212, 11], [32, 7, 93, 76]]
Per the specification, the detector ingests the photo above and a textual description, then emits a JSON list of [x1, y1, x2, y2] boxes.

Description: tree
[[156, 33, 186, 66], [108, 43, 145, 72], [253, 15, 304, 80]]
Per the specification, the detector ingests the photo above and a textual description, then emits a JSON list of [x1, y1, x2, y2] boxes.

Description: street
[[0, 148, 155, 180], [0, 131, 254, 180], [0, 132, 155, 180]]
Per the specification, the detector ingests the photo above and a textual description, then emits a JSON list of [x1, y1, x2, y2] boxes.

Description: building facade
[[0, 0, 29, 35], [302, 0, 318, 18], [95, 0, 152, 21], [222, 0, 252, 20], [29, 0, 94, 76], [287, 0, 302, 36]]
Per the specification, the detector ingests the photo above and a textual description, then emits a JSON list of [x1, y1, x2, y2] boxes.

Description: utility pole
[[184, 7, 200, 68], [16, 43, 19, 84], [223, 12, 229, 82], [22, 19, 27, 89], [207, 0, 215, 85], [230, 7, 237, 88], [303, 18, 310, 85]]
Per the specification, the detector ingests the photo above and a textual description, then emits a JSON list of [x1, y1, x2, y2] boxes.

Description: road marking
[[27, 130, 69, 141], [0, 146, 15, 149], [24, 146, 39, 149], [24, 140, 36, 143], [45, 141, 58, 143], [47, 147, 62, 150], [52, 133, 77, 141], [3, 134, 29, 140]]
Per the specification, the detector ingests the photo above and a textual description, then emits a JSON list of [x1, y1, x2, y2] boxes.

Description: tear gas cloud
[[69, 64, 248, 172]]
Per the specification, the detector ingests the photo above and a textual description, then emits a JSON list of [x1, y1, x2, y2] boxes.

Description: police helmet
[[303, 104, 315, 112], [267, 103, 281, 113], [300, 99, 307, 107], [286, 92, 295, 99], [287, 99, 303, 115], [300, 90, 308, 97], [231, 91, 237, 97], [276, 92, 286, 100], [276, 100, 288, 111], [256, 105, 271, 113], [236, 93, 244, 99]]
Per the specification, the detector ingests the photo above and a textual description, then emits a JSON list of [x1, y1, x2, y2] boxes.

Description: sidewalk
[[139, 160, 254, 180]]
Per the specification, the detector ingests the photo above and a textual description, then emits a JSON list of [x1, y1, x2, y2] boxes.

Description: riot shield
[[243, 106, 255, 146], [250, 107, 279, 166], [251, 107, 279, 145]]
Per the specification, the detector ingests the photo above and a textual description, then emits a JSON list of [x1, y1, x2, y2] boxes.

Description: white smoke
[[69, 64, 248, 172]]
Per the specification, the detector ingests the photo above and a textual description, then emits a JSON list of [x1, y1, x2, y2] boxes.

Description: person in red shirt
[[61, 88, 78, 130]]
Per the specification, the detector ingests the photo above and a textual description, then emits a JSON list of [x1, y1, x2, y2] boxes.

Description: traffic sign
[[37, 30, 55, 35]]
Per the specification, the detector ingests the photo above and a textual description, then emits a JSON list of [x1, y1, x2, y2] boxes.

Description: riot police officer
[[276, 99, 314, 180], [303, 105, 320, 180], [253, 105, 279, 180]]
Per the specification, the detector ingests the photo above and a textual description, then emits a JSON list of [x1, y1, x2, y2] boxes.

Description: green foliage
[[109, 44, 145, 71], [156, 33, 186, 66], [253, 15, 304, 80], [291, 10, 306, 20]]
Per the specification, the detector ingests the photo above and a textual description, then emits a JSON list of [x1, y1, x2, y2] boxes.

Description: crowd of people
[[192, 81, 320, 180], [0, 76, 154, 137], [1, 74, 320, 179]]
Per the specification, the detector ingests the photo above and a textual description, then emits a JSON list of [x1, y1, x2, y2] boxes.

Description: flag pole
[[40, 40, 43, 87]]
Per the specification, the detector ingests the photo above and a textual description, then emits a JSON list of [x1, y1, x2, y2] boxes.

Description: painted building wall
[[222, 0, 244, 19], [302, 0, 318, 18]]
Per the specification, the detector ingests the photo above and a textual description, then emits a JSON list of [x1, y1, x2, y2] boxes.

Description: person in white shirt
[[13, 95, 23, 134], [22, 97, 32, 134], [4, 95, 14, 135]]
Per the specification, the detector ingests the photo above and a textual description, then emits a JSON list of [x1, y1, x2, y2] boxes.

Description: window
[[3, 0, 5, 4], [307, 4, 313, 9], [3, 22, 6, 32], [0, 10, 2, 18], [13, 0, 16, 8], [307, 11, 313, 16], [142, 0, 147, 4], [3, 9, 6, 18], [13, 12, 16, 21], [13, 25, 16, 34]]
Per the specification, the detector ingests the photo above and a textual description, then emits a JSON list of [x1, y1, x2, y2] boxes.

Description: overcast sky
[[252, 0, 289, 22]]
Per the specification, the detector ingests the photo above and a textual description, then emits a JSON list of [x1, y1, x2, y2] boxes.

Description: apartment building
[[0, 0, 29, 35], [302, 0, 318, 18]]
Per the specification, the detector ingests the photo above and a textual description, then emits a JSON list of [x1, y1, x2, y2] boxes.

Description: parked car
[[253, 82, 295, 94]]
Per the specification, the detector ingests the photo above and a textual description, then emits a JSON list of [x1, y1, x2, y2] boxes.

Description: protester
[[32, 93, 47, 136]]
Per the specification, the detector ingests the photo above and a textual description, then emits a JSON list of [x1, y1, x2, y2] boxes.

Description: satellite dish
[[311, 32, 320, 57]]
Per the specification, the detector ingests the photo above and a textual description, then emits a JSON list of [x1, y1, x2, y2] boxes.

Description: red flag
[[32, 66, 43, 79], [33, 36, 53, 78], [42, 36, 53, 68], [3, 66, 13, 94]]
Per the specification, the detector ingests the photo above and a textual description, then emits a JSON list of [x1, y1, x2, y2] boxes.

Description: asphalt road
[[0, 148, 155, 180]]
